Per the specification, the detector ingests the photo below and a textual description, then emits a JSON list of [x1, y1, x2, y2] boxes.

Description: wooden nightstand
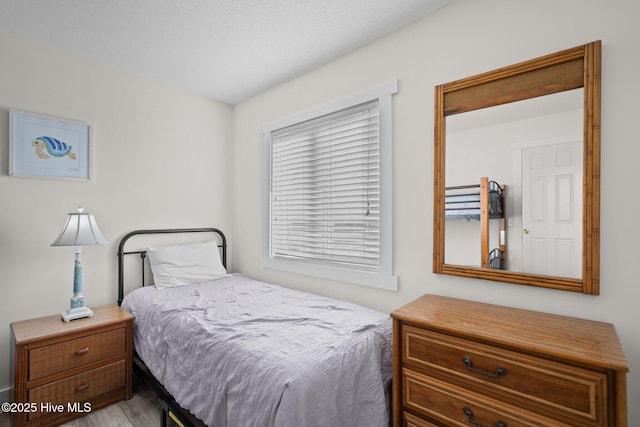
[[10, 305, 134, 427]]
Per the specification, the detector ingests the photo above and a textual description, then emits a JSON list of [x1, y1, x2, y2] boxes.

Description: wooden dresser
[[391, 294, 628, 427], [10, 305, 134, 427]]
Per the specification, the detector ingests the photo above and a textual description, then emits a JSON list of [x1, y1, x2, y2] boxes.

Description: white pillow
[[147, 240, 228, 289]]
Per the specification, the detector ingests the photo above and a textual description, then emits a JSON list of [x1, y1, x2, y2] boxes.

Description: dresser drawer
[[403, 411, 439, 427], [29, 328, 126, 380], [28, 360, 125, 421], [403, 325, 608, 425], [403, 368, 573, 427]]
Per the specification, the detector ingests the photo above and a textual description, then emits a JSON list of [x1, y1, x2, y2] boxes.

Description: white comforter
[[121, 274, 392, 427]]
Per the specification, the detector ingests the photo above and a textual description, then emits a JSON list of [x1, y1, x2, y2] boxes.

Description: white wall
[[0, 33, 233, 397], [232, 0, 640, 424]]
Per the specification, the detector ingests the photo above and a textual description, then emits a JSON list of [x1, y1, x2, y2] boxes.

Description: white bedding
[[121, 274, 392, 427]]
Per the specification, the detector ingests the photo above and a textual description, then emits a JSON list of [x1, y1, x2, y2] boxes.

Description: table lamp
[[51, 207, 108, 321]]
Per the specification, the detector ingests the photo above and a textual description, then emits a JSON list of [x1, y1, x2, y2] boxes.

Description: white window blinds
[[270, 100, 381, 271]]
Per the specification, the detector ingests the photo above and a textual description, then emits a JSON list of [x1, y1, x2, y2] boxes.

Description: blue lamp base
[[62, 305, 94, 322], [61, 249, 94, 322]]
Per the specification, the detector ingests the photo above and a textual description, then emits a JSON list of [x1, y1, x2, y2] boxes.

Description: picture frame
[[9, 110, 92, 181]]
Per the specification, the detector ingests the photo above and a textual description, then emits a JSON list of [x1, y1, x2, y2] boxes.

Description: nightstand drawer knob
[[463, 407, 507, 427], [462, 356, 507, 379], [75, 347, 90, 356], [75, 383, 89, 392]]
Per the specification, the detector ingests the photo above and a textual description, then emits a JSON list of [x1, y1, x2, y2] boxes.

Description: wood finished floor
[[0, 378, 179, 427]]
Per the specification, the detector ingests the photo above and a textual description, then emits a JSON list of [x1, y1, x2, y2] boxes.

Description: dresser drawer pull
[[75, 383, 89, 392], [462, 356, 507, 379], [463, 407, 507, 427], [75, 347, 90, 356]]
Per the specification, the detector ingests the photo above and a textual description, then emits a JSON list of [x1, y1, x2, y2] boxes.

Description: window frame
[[260, 80, 398, 290]]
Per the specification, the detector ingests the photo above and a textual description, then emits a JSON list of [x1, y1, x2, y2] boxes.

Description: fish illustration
[[32, 136, 77, 160]]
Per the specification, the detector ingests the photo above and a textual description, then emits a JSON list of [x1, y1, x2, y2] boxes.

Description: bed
[[444, 177, 504, 221], [117, 228, 392, 427], [445, 177, 506, 269]]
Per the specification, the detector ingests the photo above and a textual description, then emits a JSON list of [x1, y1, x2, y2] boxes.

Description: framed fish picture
[[9, 110, 91, 180]]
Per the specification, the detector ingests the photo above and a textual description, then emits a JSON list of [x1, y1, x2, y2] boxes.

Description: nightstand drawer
[[403, 368, 573, 427], [403, 325, 607, 424], [28, 360, 125, 421], [29, 327, 126, 380]]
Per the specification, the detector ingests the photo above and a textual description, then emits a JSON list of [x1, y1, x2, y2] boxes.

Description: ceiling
[[0, 0, 449, 105]]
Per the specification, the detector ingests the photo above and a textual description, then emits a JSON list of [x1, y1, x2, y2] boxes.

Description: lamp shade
[[51, 207, 108, 246]]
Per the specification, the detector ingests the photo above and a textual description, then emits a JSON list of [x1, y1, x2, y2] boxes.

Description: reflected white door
[[522, 142, 582, 278]]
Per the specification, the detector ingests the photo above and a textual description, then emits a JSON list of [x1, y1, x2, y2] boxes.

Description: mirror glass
[[433, 41, 601, 294], [445, 89, 583, 278]]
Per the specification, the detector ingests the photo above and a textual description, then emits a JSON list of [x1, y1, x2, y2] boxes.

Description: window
[[262, 81, 398, 290]]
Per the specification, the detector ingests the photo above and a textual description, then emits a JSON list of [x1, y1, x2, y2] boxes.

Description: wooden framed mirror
[[433, 41, 601, 294]]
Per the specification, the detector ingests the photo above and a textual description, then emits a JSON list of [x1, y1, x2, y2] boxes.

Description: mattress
[[121, 274, 392, 427]]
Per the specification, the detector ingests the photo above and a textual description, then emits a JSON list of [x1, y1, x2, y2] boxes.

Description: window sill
[[263, 257, 398, 291]]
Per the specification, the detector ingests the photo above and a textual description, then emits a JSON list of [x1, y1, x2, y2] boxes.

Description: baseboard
[[0, 386, 11, 406]]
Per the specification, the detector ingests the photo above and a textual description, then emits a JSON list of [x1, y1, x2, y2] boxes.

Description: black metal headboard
[[117, 228, 227, 305]]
